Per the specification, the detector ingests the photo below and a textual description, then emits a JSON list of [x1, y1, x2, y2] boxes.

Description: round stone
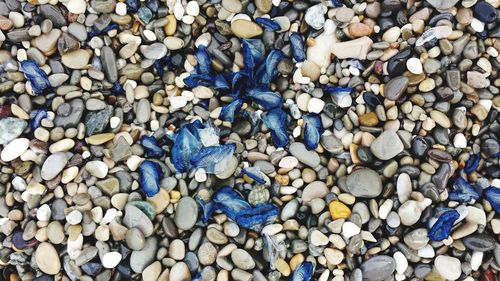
[[174, 197, 198, 230], [35, 242, 61, 275]]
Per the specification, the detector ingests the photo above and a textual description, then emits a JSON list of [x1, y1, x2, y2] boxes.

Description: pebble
[[0, 138, 29, 161], [434, 255, 461, 281], [370, 131, 404, 160], [35, 242, 61, 275], [346, 168, 382, 198], [174, 197, 198, 230], [102, 252, 122, 268]]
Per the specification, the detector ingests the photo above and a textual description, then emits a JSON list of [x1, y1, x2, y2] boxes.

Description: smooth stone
[[434, 255, 461, 281], [346, 168, 382, 198], [174, 197, 198, 230], [289, 142, 320, 167], [0, 138, 29, 161], [384, 76, 409, 101], [331, 36, 373, 60], [130, 237, 158, 273], [425, 0, 459, 10], [230, 20, 263, 38], [304, 4, 327, 30], [360, 255, 396, 281], [41, 152, 69, 180], [35, 242, 61, 275], [123, 204, 154, 237], [370, 131, 404, 160], [169, 262, 191, 281], [141, 43, 167, 59], [302, 181, 329, 202], [0, 117, 27, 145], [463, 234, 496, 252], [102, 252, 122, 268], [101, 46, 118, 83], [231, 249, 255, 270], [61, 49, 91, 69]]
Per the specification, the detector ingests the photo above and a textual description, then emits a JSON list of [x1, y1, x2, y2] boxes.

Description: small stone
[[61, 49, 91, 69], [35, 242, 61, 275], [406, 58, 423, 74], [302, 181, 329, 202], [331, 36, 373, 60], [434, 255, 461, 281], [329, 201, 351, 219], [231, 20, 263, 38], [0, 138, 29, 161], [370, 131, 404, 160], [169, 262, 191, 281], [231, 249, 255, 270], [346, 168, 382, 198], [360, 255, 396, 281], [102, 252, 122, 269], [174, 197, 198, 230], [305, 4, 327, 30], [67, 0, 87, 14]]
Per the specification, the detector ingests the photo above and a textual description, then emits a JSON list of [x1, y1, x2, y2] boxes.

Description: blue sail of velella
[[303, 113, 323, 150], [171, 120, 204, 173], [262, 108, 289, 147], [190, 143, 236, 174], [246, 88, 283, 110]]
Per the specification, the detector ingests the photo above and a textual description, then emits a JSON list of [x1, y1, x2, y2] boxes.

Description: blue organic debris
[[330, 0, 343, 7], [242, 167, 266, 184], [139, 160, 163, 197], [196, 196, 216, 224], [140, 135, 165, 158], [247, 88, 283, 110], [262, 108, 289, 147], [289, 32, 306, 62], [30, 109, 48, 130], [183, 73, 215, 88], [126, 0, 140, 12], [291, 262, 314, 281], [242, 39, 265, 78], [484, 186, 500, 213], [88, 23, 119, 38], [255, 50, 284, 87], [303, 113, 323, 150], [190, 143, 236, 174], [212, 186, 278, 231], [195, 45, 212, 75], [428, 209, 460, 241], [464, 153, 481, 173], [171, 121, 204, 173], [255, 17, 281, 31], [21, 60, 51, 94], [324, 86, 354, 95], [219, 99, 244, 122], [448, 176, 481, 203]]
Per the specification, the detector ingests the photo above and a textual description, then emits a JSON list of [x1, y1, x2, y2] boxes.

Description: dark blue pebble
[[171, 120, 204, 173], [190, 143, 236, 173], [448, 176, 481, 203], [291, 261, 314, 281], [289, 32, 306, 62], [330, 0, 343, 7], [246, 88, 283, 110], [428, 209, 460, 241], [88, 23, 119, 38], [81, 262, 103, 276], [146, 0, 159, 12], [126, 0, 140, 12], [255, 17, 281, 31], [387, 47, 412, 77], [140, 135, 165, 158], [363, 92, 382, 108], [139, 160, 163, 197], [34, 275, 54, 281], [30, 108, 48, 130], [111, 81, 123, 94], [303, 113, 323, 150], [262, 108, 289, 147], [21, 60, 51, 94], [474, 1, 498, 23], [484, 186, 500, 213]]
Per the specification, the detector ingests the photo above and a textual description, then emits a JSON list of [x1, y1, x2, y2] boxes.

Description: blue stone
[[303, 113, 323, 150], [474, 1, 498, 23], [255, 50, 284, 87], [30, 109, 48, 130], [140, 135, 165, 158], [262, 108, 289, 147], [289, 32, 306, 62], [291, 262, 314, 281], [428, 209, 460, 241], [363, 92, 381, 108], [484, 186, 500, 213], [171, 121, 204, 173], [88, 23, 119, 38], [246, 88, 283, 110], [219, 99, 244, 122], [126, 0, 140, 12], [464, 153, 481, 173], [138, 7, 153, 23], [255, 17, 281, 31], [195, 45, 212, 75], [21, 60, 50, 94], [112, 81, 123, 94], [242, 167, 266, 184], [139, 160, 163, 197], [190, 143, 236, 174], [448, 176, 481, 203], [146, 0, 159, 12]]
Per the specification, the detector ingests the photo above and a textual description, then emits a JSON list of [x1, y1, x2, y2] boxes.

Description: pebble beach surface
[[0, 0, 499, 281]]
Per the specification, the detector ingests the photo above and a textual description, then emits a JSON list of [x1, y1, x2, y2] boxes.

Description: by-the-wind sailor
[[448, 176, 481, 203], [196, 196, 216, 224], [262, 108, 289, 147], [325, 87, 354, 108], [289, 32, 306, 62], [428, 209, 460, 241], [213, 186, 252, 215], [242, 39, 265, 78], [171, 120, 204, 173], [219, 99, 244, 122], [194, 45, 212, 74], [255, 17, 281, 31], [140, 135, 165, 158], [303, 113, 323, 150], [255, 50, 284, 87], [484, 186, 500, 213], [291, 261, 314, 281], [30, 109, 48, 130], [464, 153, 480, 173], [139, 160, 163, 197], [246, 88, 283, 110], [21, 60, 51, 94], [242, 167, 267, 184], [190, 143, 236, 174]]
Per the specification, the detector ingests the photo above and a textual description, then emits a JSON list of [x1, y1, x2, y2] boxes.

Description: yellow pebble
[[329, 201, 352, 220], [289, 254, 305, 271], [275, 174, 289, 185], [170, 191, 181, 203], [165, 15, 177, 36], [275, 258, 291, 277], [85, 133, 115, 145]]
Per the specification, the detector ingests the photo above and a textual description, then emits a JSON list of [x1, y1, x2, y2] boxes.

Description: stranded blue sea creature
[[255, 17, 281, 31], [448, 176, 481, 203], [262, 108, 289, 147], [219, 99, 244, 122], [21, 60, 51, 94], [291, 262, 314, 281], [242, 39, 265, 78], [464, 153, 481, 173], [139, 160, 163, 197], [242, 167, 267, 184], [190, 143, 236, 174], [289, 32, 306, 62], [246, 88, 283, 110], [484, 186, 500, 213], [140, 135, 165, 158], [213, 186, 252, 215], [171, 121, 204, 173], [255, 50, 284, 87], [30, 109, 48, 130], [196, 197, 216, 224], [195, 45, 212, 74], [428, 209, 460, 241], [303, 113, 323, 150]]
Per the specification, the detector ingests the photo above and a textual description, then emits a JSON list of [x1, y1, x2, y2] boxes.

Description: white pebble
[[36, 204, 52, 221], [470, 251, 483, 271], [1, 138, 29, 162], [393, 251, 408, 275], [102, 252, 122, 268], [116, 2, 127, 15], [341, 222, 360, 238], [453, 133, 467, 148], [110, 116, 121, 129], [67, 0, 87, 14], [186, 1, 200, 16], [66, 210, 83, 225], [434, 255, 461, 281], [406, 57, 423, 74], [470, 18, 485, 32]]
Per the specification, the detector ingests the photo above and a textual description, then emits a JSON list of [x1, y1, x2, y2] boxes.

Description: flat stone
[[130, 237, 158, 273], [360, 255, 396, 281], [289, 142, 320, 167], [231, 249, 255, 270], [61, 49, 91, 69], [302, 181, 329, 202], [346, 168, 382, 198], [123, 204, 154, 237], [0, 117, 27, 145], [101, 46, 118, 83], [174, 197, 198, 230], [41, 152, 69, 181], [230, 19, 263, 38], [384, 76, 409, 101], [370, 131, 404, 160], [331, 36, 373, 60], [434, 255, 461, 281], [35, 242, 61, 275], [0, 138, 29, 161]]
